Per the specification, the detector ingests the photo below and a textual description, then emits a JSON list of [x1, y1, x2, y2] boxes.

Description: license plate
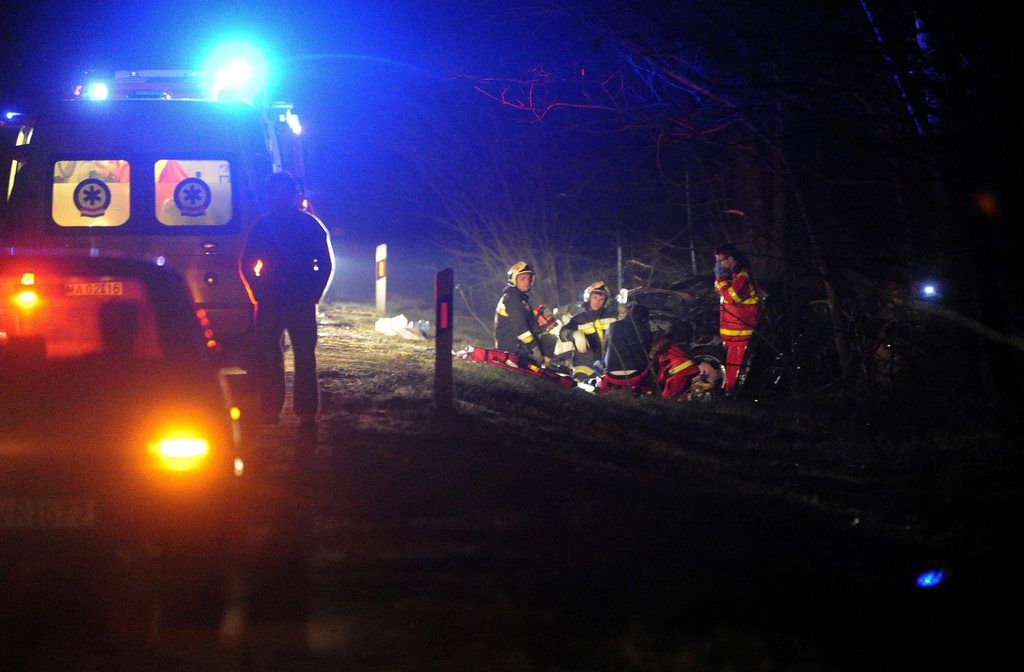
[[0, 498, 96, 529], [64, 281, 123, 297]]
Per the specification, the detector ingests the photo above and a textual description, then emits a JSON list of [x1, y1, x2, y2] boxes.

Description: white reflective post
[[375, 243, 387, 315]]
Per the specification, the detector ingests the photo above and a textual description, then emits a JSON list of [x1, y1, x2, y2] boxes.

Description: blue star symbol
[[82, 185, 104, 206]]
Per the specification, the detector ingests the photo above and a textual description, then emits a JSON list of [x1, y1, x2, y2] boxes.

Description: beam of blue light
[[283, 53, 432, 78]]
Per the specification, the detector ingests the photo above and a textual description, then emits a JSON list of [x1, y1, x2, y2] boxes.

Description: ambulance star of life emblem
[[173, 177, 212, 217], [73, 179, 111, 218]]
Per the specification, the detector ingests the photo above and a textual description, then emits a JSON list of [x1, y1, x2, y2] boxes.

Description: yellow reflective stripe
[[518, 330, 535, 343], [496, 297, 508, 317], [725, 287, 759, 304], [595, 317, 616, 345], [721, 328, 754, 336], [668, 360, 694, 375], [579, 321, 596, 334], [573, 365, 595, 377]]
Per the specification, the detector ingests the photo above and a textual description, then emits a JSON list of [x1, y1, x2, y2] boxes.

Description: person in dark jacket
[[559, 280, 620, 382], [494, 261, 546, 366], [598, 302, 655, 395], [239, 171, 334, 425]]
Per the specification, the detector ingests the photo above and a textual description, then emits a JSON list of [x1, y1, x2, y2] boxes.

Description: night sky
[[2, 1, 545, 300], [2, 2, 1019, 309]]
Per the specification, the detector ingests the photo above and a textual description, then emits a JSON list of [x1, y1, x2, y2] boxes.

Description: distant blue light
[[917, 280, 941, 301], [915, 569, 946, 588], [4, 111, 21, 121]]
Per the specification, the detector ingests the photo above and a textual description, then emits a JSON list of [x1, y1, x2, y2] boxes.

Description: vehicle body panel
[[1, 98, 279, 363], [0, 252, 242, 575]]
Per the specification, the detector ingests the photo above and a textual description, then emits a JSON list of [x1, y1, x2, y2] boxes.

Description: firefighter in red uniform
[[649, 332, 723, 400], [649, 333, 701, 399], [713, 244, 760, 395]]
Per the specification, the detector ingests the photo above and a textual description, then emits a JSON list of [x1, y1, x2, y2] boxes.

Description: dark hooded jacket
[[603, 304, 653, 373]]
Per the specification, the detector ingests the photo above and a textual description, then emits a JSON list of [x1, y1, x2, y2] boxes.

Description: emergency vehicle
[[0, 67, 307, 366]]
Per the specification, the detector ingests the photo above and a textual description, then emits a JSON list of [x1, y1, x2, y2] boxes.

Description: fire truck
[[0, 67, 307, 367]]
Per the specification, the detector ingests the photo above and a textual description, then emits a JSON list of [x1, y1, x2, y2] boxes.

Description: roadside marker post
[[375, 243, 387, 315], [434, 268, 454, 409]]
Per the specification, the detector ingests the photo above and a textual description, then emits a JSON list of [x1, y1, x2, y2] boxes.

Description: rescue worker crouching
[[559, 280, 619, 383], [494, 261, 547, 367], [649, 331, 722, 401]]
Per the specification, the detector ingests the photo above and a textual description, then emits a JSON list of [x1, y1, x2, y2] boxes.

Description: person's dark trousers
[[253, 300, 320, 419]]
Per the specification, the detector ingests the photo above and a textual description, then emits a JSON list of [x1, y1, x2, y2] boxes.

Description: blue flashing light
[[213, 60, 255, 100], [201, 38, 273, 104], [915, 569, 946, 588], [86, 82, 109, 100], [917, 280, 941, 301], [4, 111, 21, 121]]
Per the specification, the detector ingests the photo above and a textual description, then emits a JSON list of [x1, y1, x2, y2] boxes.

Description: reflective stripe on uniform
[[595, 317, 616, 344], [518, 330, 535, 344], [720, 327, 754, 337], [726, 288, 759, 304], [667, 360, 695, 375]]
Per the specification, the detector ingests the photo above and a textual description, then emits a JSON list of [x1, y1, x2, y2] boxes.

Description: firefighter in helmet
[[559, 280, 620, 382], [494, 261, 546, 366]]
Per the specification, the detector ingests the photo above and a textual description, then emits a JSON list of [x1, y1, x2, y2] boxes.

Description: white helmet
[[507, 261, 536, 285], [583, 280, 610, 303]]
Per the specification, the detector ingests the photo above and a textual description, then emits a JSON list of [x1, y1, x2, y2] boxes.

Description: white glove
[[572, 330, 589, 354]]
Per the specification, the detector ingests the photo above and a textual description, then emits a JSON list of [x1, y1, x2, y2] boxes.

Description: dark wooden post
[[434, 268, 454, 408]]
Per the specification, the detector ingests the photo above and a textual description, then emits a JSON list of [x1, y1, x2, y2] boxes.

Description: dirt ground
[[218, 300, 1018, 671], [8, 298, 1017, 671]]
